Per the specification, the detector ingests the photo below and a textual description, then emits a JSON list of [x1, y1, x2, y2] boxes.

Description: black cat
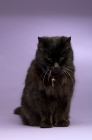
[[14, 36, 75, 128]]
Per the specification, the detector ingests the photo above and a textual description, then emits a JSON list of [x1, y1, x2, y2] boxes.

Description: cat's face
[[36, 36, 73, 77]]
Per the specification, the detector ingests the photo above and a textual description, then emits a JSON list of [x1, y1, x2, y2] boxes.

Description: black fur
[[14, 36, 75, 128]]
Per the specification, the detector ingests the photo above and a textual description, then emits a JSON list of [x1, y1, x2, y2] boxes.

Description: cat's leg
[[21, 88, 53, 127], [21, 113, 30, 125], [21, 107, 41, 126], [33, 92, 53, 128], [54, 99, 70, 127], [40, 110, 53, 128], [37, 101, 53, 128]]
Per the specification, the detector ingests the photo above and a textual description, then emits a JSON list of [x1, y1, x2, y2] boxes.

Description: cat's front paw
[[54, 120, 70, 127], [40, 121, 53, 128]]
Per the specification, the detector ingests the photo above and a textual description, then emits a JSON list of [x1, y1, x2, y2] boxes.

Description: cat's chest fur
[[39, 76, 70, 98]]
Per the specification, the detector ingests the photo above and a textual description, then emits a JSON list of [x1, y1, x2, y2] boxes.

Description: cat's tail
[[14, 107, 21, 115]]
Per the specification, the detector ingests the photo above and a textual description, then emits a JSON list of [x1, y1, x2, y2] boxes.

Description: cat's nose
[[54, 62, 59, 68]]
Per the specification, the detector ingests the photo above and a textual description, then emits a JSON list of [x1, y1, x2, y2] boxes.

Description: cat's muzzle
[[51, 68, 61, 75]]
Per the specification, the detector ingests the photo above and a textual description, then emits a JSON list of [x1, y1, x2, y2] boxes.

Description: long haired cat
[[14, 36, 75, 128]]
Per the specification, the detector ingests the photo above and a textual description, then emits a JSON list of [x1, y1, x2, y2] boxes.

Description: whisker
[[64, 68, 73, 74], [48, 70, 51, 83], [64, 69, 74, 84], [41, 69, 48, 76], [63, 70, 67, 77], [43, 70, 49, 86]]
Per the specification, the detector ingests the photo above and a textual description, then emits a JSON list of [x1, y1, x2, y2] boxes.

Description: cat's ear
[[38, 37, 44, 51], [38, 37, 43, 42], [63, 37, 71, 46]]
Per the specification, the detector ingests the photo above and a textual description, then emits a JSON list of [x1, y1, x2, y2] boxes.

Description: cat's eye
[[59, 57, 64, 61], [47, 58, 53, 62]]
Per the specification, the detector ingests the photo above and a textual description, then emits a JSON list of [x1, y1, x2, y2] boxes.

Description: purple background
[[0, 0, 92, 140]]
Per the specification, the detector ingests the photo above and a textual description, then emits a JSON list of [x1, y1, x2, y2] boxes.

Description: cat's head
[[35, 36, 74, 77]]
